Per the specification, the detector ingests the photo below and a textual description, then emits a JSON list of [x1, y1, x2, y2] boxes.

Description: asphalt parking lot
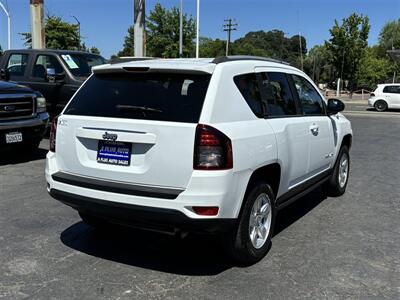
[[1, 102, 399, 299]]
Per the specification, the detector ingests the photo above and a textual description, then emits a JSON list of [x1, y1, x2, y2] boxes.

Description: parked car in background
[[46, 56, 352, 264], [0, 49, 108, 117], [0, 80, 49, 151], [368, 84, 400, 111]]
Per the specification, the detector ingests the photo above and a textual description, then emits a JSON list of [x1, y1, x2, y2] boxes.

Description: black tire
[[326, 146, 350, 197], [223, 180, 276, 266], [79, 212, 109, 229], [374, 100, 388, 112]]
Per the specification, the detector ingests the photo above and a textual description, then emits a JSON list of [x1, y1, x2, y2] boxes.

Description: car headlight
[[36, 97, 46, 113]]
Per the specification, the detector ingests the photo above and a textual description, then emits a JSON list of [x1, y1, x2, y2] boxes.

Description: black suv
[[0, 80, 49, 151], [0, 49, 107, 117]]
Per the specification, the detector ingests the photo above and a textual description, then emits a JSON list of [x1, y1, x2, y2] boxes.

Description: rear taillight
[[370, 93, 375, 97], [49, 117, 58, 152], [194, 124, 233, 170]]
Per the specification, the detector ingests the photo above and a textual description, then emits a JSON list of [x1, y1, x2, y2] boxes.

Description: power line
[[223, 18, 237, 56]]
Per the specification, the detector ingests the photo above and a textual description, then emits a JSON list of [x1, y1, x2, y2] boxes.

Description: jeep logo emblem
[[4, 105, 16, 112], [102, 132, 118, 141]]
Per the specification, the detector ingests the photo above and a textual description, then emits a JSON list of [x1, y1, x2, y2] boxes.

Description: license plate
[[5, 132, 23, 144], [97, 140, 132, 166]]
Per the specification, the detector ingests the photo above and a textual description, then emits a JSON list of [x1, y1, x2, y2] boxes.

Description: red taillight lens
[[194, 124, 233, 170], [370, 93, 375, 97], [49, 117, 58, 152], [192, 206, 219, 216]]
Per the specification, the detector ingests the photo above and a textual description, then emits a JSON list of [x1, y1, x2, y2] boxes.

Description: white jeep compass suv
[[46, 56, 352, 264]]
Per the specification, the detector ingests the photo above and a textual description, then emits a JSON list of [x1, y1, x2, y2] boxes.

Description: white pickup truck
[[46, 56, 353, 264]]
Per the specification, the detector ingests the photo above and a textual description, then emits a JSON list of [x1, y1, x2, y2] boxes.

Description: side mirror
[[327, 98, 345, 115], [46, 68, 65, 83], [0, 68, 10, 81], [46, 68, 56, 77]]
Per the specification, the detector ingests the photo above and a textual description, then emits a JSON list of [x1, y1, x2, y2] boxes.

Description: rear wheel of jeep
[[224, 180, 276, 265]]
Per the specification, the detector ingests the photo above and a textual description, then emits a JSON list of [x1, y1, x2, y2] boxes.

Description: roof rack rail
[[212, 55, 290, 65], [109, 57, 157, 65]]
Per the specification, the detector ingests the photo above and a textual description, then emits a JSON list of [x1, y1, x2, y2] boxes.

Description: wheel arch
[[340, 134, 352, 150], [233, 162, 281, 227], [374, 98, 388, 108], [239, 163, 281, 214]]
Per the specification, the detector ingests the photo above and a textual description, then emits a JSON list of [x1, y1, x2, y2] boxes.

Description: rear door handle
[[310, 124, 319, 136]]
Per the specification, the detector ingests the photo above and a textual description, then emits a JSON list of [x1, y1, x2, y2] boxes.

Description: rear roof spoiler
[[109, 57, 158, 65], [93, 67, 211, 75]]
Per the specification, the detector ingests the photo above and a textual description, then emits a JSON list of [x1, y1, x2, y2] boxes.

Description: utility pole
[[299, 32, 303, 71], [0, 1, 11, 49], [223, 19, 237, 56], [196, 0, 200, 58], [296, 10, 303, 71], [71, 16, 81, 50], [30, 0, 45, 49], [134, 0, 145, 57], [179, 0, 183, 57]]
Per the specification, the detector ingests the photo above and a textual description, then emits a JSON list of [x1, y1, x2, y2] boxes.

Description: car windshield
[[60, 53, 107, 77]]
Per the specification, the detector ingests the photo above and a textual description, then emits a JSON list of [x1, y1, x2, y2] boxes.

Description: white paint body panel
[[46, 58, 352, 220]]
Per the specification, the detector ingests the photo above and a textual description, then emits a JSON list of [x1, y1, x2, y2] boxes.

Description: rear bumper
[[49, 188, 236, 234], [368, 98, 376, 107], [0, 113, 49, 146]]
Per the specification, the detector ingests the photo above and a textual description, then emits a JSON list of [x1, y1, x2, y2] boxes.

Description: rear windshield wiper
[[116, 105, 163, 113]]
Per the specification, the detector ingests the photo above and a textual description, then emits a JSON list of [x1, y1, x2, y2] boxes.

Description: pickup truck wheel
[[326, 146, 350, 197], [79, 212, 109, 229], [224, 181, 276, 265], [374, 100, 388, 112]]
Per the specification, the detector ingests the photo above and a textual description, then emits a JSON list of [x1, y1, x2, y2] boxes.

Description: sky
[[0, 0, 399, 58]]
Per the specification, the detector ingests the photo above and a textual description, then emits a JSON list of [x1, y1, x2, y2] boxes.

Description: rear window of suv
[[64, 72, 211, 123]]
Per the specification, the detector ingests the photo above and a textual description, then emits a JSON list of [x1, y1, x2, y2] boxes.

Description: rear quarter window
[[233, 73, 263, 117], [64, 72, 211, 123]]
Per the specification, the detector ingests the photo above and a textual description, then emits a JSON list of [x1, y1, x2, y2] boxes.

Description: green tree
[[378, 19, 400, 52], [231, 30, 306, 68], [356, 47, 394, 89], [118, 4, 196, 58], [326, 13, 370, 91], [20, 15, 80, 50], [146, 4, 196, 57], [90, 46, 101, 55], [118, 25, 135, 56], [199, 37, 225, 57], [377, 19, 400, 82], [304, 45, 335, 85]]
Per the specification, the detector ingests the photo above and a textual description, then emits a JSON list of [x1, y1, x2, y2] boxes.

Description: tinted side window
[[260, 72, 297, 116], [292, 75, 325, 115], [32, 55, 64, 78], [234, 73, 263, 117], [383, 86, 400, 94], [7, 54, 29, 77]]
